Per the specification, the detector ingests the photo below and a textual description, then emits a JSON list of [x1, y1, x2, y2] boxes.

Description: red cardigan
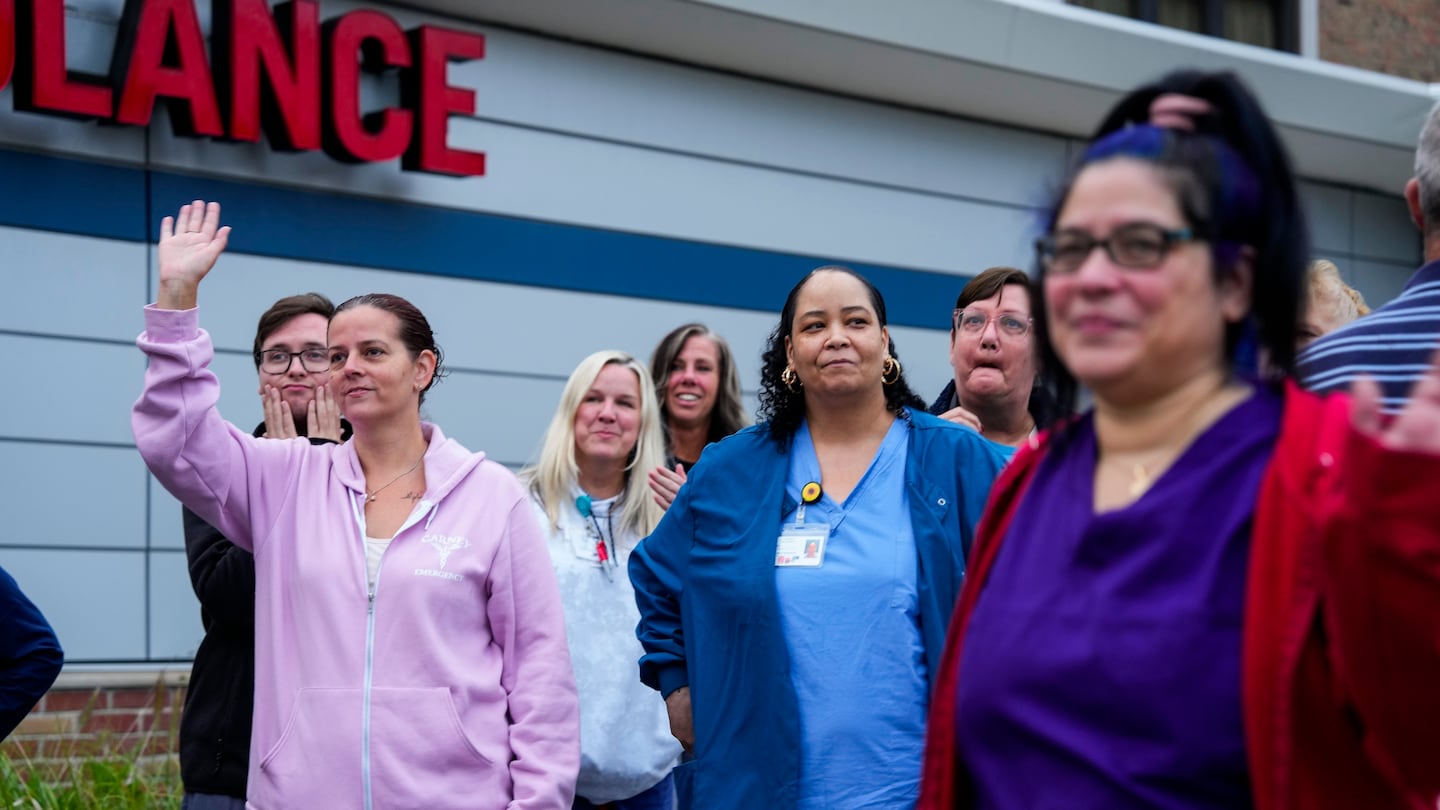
[[919, 384, 1440, 810]]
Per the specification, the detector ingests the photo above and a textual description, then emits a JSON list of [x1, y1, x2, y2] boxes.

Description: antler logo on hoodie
[[421, 534, 470, 569]]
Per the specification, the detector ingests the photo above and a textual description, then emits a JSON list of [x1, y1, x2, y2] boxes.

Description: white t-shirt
[[364, 535, 393, 590]]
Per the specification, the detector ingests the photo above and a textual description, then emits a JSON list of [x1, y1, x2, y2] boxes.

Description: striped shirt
[[1297, 259, 1440, 413]]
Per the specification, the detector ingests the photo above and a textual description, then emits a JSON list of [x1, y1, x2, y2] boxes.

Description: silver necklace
[[365, 457, 423, 504]]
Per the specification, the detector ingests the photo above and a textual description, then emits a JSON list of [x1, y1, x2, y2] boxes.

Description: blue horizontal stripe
[[0, 148, 148, 241], [0, 147, 971, 330]]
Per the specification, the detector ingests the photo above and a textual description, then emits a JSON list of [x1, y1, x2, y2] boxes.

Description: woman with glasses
[[180, 293, 349, 810], [521, 350, 681, 810], [630, 266, 1007, 809], [929, 267, 1056, 457], [918, 71, 1440, 809], [133, 201, 579, 809]]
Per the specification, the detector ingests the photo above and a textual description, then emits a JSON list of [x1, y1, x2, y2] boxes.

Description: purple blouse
[[956, 384, 1283, 809]]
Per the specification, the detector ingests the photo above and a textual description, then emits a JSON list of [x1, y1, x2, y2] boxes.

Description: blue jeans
[[181, 794, 247, 810], [574, 773, 675, 810]]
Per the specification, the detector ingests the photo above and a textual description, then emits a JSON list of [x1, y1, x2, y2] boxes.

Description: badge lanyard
[[576, 494, 616, 581], [776, 481, 828, 568]]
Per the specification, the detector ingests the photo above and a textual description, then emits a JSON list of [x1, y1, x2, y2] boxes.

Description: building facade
[[0, 0, 1435, 669]]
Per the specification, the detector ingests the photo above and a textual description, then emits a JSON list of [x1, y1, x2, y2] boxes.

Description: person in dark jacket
[[928, 267, 1059, 459], [180, 293, 349, 810], [0, 565, 63, 740]]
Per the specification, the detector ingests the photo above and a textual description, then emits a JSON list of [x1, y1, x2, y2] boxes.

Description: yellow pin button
[[801, 481, 822, 504]]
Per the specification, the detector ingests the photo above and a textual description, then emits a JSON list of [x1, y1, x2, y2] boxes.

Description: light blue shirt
[[987, 439, 1018, 462], [775, 417, 927, 809]]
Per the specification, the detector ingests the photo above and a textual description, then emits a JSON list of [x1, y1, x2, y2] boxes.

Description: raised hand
[[1351, 347, 1440, 455], [648, 463, 688, 511], [1149, 93, 1216, 132], [307, 385, 344, 442], [157, 200, 230, 310]]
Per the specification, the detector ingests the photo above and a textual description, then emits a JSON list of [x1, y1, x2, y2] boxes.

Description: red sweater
[[919, 384, 1440, 810]]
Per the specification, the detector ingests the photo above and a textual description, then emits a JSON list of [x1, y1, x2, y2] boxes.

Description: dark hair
[[1034, 70, 1308, 421], [649, 323, 749, 445], [757, 266, 924, 444], [952, 267, 1064, 430], [954, 266, 1032, 310], [252, 292, 336, 368], [334, 293, 448, 403]]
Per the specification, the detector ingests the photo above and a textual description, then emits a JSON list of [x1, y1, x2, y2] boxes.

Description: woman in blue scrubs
[[629, 266, 1007, 809]]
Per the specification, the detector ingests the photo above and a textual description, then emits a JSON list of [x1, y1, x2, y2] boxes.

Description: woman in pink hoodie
[[133, 201, 579, 810]]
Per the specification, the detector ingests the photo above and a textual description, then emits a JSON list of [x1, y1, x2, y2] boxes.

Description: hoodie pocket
[[368, 687, 503, 805], [255, 688, 364, 809]]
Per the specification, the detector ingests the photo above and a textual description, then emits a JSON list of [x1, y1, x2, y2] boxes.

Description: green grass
[[1, 679, 185, 809], [0, 753, 182, 809]]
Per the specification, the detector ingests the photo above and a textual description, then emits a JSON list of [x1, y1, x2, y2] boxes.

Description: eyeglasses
[[1036, 223, 1198, 274], [256, 347, 331, 374], [953, 309, 1032, 337]]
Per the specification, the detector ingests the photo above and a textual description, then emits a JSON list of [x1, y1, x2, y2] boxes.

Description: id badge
[[775, 522, 829, 567]]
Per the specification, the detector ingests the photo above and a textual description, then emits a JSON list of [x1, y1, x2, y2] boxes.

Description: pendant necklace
[[366, 457, 424, 503], [1128, 456, 1166, 497]]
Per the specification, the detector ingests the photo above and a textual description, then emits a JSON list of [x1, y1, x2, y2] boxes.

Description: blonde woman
[[1297, 259, 1370, 350], [523, 351, 679, 810]]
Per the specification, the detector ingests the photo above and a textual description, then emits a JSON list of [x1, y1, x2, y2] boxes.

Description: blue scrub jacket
[[629, 409, 1006, 809]]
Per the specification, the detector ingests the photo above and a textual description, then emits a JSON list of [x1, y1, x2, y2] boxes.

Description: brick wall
[[3, 671, 186, 774], [1320, 0, 1440, 82]]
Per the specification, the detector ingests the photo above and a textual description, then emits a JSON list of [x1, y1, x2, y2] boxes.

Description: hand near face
[[649, 463, 688, 511], [157, 200, 230, 310], [1351, 348, 1440, 455], [937, 404, 983, 434], [307, 385, 344, 442], [262, 385, 299, 439]]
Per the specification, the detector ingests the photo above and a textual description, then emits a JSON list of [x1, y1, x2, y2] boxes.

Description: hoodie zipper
[[351, 491, 434, 810]]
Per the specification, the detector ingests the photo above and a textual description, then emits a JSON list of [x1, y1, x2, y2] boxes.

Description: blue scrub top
[[775, 417, 927, 809]]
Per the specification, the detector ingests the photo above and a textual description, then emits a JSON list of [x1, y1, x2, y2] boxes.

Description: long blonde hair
[[524, 351, 667, 538]]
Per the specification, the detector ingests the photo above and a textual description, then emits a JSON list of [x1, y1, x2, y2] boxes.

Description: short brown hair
[[953, 267, 1032, 317], [252, 293, 337, 368]]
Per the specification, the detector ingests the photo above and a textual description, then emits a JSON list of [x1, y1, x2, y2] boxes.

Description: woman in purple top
[[919, 71, 1440, 809]]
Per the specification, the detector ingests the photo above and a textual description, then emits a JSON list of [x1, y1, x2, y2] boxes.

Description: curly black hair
[[756, 266, 924, 445]]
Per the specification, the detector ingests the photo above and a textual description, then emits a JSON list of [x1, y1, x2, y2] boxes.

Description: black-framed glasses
[[952, 309, 1032, 337], [1036, 223, 1198, 274], [256, 347, 331, 374]]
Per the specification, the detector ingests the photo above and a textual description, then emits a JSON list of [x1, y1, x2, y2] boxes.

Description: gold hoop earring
[[780, 366, 801, 392], [882, 356, 901, 385]]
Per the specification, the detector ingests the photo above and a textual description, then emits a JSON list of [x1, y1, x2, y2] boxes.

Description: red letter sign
[[112, 0, 224, 135], [213, 0, 320, 149], [4, 0, 489, 178], [323, 9, 412, 164], [402, 25, 484, 177], [0, 0, 13, 92], [13, 0, 113, 118]]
